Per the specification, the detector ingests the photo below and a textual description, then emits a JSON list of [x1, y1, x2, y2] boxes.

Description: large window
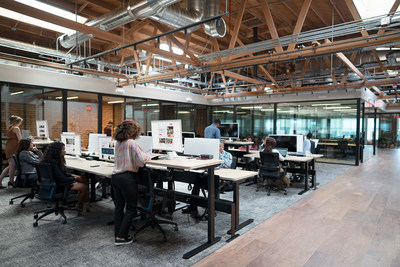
[[42, 88, 63, 140], [212, 106, 234, 123], [254, 104, 274, 139], [102, 96, 124, 136], [177, 103, 195, 132]]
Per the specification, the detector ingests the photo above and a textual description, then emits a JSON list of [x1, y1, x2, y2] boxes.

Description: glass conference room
[[1, 82, 375, 167]]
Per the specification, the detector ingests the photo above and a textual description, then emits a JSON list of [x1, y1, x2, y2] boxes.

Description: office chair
[[338, 140, 348, 158], [258, 152, 287, 196], [133, 167, 178, 242], [9, 154, 36, 207], [32, 163, 79, 227]]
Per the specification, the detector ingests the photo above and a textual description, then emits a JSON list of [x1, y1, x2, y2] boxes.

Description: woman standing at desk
[[0, 115, 23, 188], [112, 120, 150, 245]]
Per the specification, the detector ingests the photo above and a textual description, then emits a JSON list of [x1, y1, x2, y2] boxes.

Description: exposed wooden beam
[[215, 70, 264, 85], [344, 0, 369, 37], [298, 58, 310, 86], [340, 51, 358, 84], [372, 49, 389, 78], [153, 82, 218, 95], [309, 3, 330, 26], [287, 0, 313, 51], [259, 0, 283, 52], [152, 21, 202, 66], [371, 86, 384, 98], [228, 0, 248, 49], [324, 54, 338, 85], [0, 0, 195, 65], [324, 39, 367, 82], [124, 19, 152, 37], [377, 0, 400, 35], [83, 0, 119, 11]]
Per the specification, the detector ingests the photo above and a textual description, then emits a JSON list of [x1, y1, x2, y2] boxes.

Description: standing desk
[[244, 152, 323, 195], [224, 140, 254, 153], [147, 156, 223, 259], [215, 168, 257, 239]]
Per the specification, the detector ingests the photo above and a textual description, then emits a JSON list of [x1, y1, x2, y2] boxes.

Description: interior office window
[[42, 88, 63, 140], [236, 105, 253, 138], [67, 91, 98, 148], [103, 96, 125, 134], [145, 101, 159, 134], [177, 103, 195, 132], [195, 105, 208, 137], [379, 114, 396, 148], [126, 98, 146, 132], [212, 105, 234, 123], [161, 102, 176, 120], [254, 104, 274, 139]]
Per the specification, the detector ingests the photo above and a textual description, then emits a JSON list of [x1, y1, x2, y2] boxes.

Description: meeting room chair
[[133, 167, 178, 242], [32, 163, 79, 227], [258, 152, 287, 196], [337, 140, 349, 158], [9, 154, 36, 207]]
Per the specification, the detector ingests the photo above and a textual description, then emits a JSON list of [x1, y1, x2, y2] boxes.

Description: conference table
[[244, 152, 323, 195]]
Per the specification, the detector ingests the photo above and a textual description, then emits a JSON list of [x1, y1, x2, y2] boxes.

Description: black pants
[[111, 171, 138, 238]]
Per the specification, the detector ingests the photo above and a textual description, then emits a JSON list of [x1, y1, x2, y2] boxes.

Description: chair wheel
[[33, 222, 38, 227], [267, 193, 270, 196], [9, 200, 13, 205], [284, 192, 287, 195], [174, 226, 179, 231], [61, 220, 67, 225], [34, 214, 38, 219], [20, 203, 25, 208]]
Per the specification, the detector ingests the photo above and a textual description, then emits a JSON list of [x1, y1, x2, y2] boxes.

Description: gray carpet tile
[[0, 162, 353, 267]]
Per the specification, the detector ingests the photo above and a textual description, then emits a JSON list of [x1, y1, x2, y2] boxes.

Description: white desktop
[[136, 136, 153, 153], [98, 136, 115, 162], [151, 119, 183, 153], [88, 133, 106, 155], [61, 134, 81, 156], [184, 138, 220, 160]]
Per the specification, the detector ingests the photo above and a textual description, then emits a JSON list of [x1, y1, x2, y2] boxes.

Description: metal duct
[[59, 0, 180, 48], [386, 51, 400, 65], [60, 0, 225, 49]]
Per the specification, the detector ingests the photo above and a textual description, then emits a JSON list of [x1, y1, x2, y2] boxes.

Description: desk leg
[[227, 182, 253, 237], [183, 167, 221, 259], [88, 173, 101, 202], [311, 159, 317, 190], [298, 161, 310, 195]]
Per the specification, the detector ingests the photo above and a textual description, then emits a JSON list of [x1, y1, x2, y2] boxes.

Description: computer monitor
[[269, 134, 303, 152], [88, 133, 106, 155], [275, 147, 288, 157], [184, 138, 220, 160], [98, 136, 115, 161], [61, 134, 81, 156], [136, 136, 153, 153], [182, 132, 195, 144], [151, 119, 183, 152], [218, 123, 239, 139]]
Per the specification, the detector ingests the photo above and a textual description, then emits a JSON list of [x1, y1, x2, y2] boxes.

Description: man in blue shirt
[[204, 119, 221, 139]]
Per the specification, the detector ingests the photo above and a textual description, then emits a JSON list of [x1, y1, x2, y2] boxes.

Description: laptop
[[275, 147, 288, 157]]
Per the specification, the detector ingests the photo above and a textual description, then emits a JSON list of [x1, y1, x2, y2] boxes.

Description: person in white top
[[303, 133, 313, 155]]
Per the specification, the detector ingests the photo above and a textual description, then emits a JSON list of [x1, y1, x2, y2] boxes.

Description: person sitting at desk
[[263, 137, 290, 187], [112, 120, 150, 245], [17, 138, 43, 186], [42, 142, 90, 212], [183, 141, 232, 218], [303, 133, 313, 155]]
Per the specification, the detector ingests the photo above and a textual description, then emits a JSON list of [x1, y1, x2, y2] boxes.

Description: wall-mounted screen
[[151, 119, 183, 152], [61, 134, 81, 156], [219, 123, 239, 139]]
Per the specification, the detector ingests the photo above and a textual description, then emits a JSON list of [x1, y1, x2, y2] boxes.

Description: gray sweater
[[19, 150, 43, 174]]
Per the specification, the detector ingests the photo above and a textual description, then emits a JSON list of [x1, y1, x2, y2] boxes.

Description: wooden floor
[[193, 149, 400, 267]]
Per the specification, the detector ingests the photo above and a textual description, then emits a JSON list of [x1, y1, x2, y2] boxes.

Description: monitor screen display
[[151, 119, 183, 152], [182, 132, 195, 144], [269, 135, 298, 152], [218, 123, 239, 139], [98, 137, 115, 161], [88, 133, 106, 155], [61, 134, 81, 156]]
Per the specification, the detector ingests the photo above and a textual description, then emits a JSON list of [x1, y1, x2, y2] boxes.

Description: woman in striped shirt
[[112, 120, 150, 246]]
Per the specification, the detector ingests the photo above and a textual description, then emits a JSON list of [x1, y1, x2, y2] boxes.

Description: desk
[[244, 152, 323, 195], [66, 157, 114, 201], [224, 141, 254, 153], [215, 168, 257, 239], [33, 139, 53, 146], [148, 156, 223, 259], [318, 142, 356, 147]]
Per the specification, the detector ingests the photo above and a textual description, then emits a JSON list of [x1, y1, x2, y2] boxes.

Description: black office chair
[[338, 140, 348, 158], [32, 163, 79, 227], [258, 152, 287, 196], [9, 154, 37, 207], [133, 167, 178, 242]]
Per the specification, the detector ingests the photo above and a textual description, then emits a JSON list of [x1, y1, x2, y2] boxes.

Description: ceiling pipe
[[59, 0, 226, 49]]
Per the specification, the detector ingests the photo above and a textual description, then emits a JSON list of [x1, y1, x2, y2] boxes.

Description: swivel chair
[[9, 154, 37, 207], [133, 167, 178, 242], [32, 163, 79, 227], [338, 140, 349, 158], [258, 152, 287, 196]]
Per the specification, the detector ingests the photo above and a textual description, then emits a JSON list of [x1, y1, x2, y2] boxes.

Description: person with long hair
[[112, 120, 150, 246], [263, 137, 290, 187], [41, 142, 90, 211], [17, 138, 43, 186], [0, 115, 23, 188]]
